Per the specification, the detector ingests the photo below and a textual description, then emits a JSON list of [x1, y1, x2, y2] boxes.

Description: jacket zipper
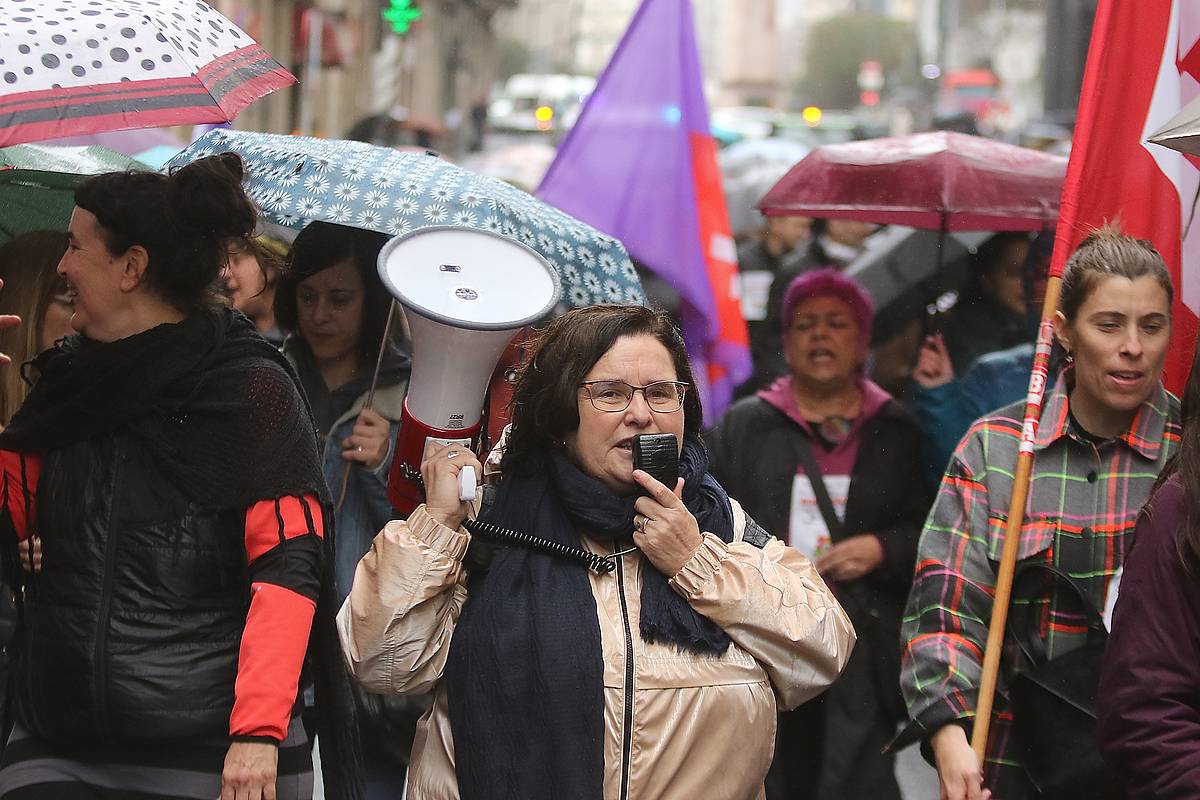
[[94, 440, 126, 738], [613, 540, 635, 800]]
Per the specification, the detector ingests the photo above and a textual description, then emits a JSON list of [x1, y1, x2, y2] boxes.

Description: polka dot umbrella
[[167, 129, 646, 308], [0, 0, 296, 148]]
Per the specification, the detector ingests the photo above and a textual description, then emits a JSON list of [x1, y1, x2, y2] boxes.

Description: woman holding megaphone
[[338, 304, 854, 800]]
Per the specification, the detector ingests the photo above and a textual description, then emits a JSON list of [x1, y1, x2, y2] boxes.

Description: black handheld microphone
[[632, 433, 679, 494]]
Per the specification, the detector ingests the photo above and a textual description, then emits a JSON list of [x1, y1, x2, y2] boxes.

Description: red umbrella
[[757, 130, 1067, 232], [0, 0, 295, 148], [763, 132, 1069, 768]]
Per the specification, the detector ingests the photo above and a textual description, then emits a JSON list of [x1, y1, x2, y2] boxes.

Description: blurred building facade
[[923, 0, 1093, 131], [491, 0, 1087, 137], [494, 0, 758, 106], [1042, 0, 1098, 122], [208, 0, 514, 152], [715, 0, 780, 107], [495, 0, 718, 80], [491, 0, 584, 73]]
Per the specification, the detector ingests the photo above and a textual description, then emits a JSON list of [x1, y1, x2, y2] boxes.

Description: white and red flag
[[1052, 1, 1200, 388]]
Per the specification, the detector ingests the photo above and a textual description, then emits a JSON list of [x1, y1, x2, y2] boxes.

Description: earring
[[1063, 349, 1074, 364]]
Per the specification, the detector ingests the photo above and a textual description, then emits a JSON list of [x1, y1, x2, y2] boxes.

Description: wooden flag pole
[[971, 274, 1063, 761]]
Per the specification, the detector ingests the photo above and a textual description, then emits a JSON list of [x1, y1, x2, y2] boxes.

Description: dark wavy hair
[[74, 153, 256, 313], [501, 305, 702, 473], [274, 221, 393, 361]]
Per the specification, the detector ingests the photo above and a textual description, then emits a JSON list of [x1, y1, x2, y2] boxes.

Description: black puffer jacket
[[16, 432, 249, 744], [706, 395, 930, 602]]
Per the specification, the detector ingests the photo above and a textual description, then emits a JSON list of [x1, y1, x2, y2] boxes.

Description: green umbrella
[[0, 144, 149, 244]]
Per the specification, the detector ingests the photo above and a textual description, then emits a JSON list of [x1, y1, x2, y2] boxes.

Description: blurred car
[[709, 106, 780, 141], [489, 74, 596, 134], [709, 105, 869, 149], [772, 110, 863, 147]]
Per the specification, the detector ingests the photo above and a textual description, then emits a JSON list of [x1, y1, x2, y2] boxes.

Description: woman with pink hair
[[707, 268, 931, 799]]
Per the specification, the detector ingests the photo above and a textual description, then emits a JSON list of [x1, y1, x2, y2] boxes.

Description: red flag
[[1052, 1, 1200, 389]]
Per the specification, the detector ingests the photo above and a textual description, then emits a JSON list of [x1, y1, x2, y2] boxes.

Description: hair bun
[[167, 153, 256, 241]]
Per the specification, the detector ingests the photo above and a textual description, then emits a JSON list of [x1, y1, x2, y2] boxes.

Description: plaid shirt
[[897, 370, 1180, 798]]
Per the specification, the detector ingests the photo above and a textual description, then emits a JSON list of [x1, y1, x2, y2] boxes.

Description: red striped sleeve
[[230, 494, 324, 741], [243, 494, 323, 562], [0, 450, 39, 541]]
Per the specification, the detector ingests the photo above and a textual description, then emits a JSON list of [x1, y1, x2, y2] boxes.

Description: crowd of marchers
[[0, 155, 1191, 800]]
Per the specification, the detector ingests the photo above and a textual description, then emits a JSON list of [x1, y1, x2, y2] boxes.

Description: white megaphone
[[378, 226, 561, 515]]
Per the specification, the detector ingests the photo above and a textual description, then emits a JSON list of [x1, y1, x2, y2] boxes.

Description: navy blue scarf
[[444, 434, 735, 800]]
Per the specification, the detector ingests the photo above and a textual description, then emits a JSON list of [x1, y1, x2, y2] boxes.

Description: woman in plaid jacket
[[896, 226, 1181, 800]]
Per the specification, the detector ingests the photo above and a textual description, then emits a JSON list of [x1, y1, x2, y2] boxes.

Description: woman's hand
[[421, 441, 482, 531], [931, 724, 991, 800], [18, 536, 40, 573], [219, 740, 278, 800], [632, 470, 703, 577], [341, 408, 391, 471], [815, 534, 883, 581], [913, 334, 955, 389]]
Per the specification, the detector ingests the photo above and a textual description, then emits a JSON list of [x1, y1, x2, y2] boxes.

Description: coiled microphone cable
[[462, 518, 617, 574]]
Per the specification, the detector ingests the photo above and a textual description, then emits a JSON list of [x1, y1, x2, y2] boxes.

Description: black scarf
[[0, 308, 363, 800], [445, 434, 734, 800], [2, 308, 328, 510]]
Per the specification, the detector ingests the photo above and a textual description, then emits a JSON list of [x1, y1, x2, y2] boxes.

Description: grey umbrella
[[844, 225, 990, 311], [1148, 94, 1200, 155]]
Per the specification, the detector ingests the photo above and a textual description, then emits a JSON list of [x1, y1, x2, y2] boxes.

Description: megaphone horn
[[377, 226, 561, 515]]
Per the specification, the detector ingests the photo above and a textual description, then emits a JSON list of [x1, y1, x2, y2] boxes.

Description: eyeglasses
[[579, 380, 689, 413]]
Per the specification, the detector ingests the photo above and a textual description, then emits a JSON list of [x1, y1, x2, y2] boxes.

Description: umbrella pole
[[928, 216, 947, 334], [335, 300, 398, 513], [937, 221, 946, 275], [936, 216, 947, 299], [970, 274, 1063, 763]]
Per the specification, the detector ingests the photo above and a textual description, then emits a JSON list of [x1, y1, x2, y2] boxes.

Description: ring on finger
[[634, 516, 646, 533], [447, 450, 461, 460]]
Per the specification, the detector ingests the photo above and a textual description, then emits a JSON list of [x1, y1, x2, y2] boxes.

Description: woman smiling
[[0, 156, 354, 800]]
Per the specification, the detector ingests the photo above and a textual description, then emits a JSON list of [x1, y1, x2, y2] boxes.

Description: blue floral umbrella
[[165, 130, 645, 307]]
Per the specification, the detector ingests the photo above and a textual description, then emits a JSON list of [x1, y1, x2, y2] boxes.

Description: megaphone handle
[[459, 465, 478, 502]]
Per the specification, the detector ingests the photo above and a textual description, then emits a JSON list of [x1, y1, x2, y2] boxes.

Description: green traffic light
[[383, 0, 422, 35]]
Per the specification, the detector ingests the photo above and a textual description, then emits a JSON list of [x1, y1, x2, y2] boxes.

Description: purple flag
[[537, 0, 750, 421]]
